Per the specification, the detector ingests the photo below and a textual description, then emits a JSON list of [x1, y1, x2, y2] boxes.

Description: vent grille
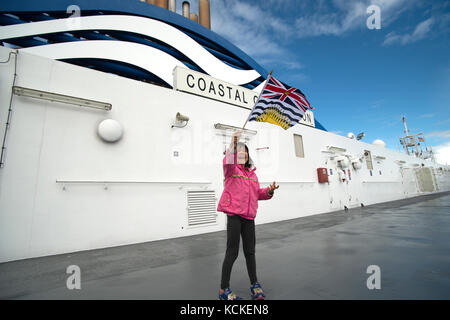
[[187, 190, 218, 226]]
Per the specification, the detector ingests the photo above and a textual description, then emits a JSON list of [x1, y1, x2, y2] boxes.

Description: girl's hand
[[268, 181, 279, 196], [232, 130, 242, 143], [230, 130, 242, 152]]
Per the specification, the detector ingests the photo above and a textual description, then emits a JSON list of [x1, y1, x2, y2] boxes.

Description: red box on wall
[[317, 168, 329, 183]]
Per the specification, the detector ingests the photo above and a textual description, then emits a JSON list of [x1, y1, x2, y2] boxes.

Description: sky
[[182, 0, 450, 165]]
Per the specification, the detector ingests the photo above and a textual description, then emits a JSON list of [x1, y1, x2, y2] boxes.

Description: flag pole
[[242, 69, 273, 130]]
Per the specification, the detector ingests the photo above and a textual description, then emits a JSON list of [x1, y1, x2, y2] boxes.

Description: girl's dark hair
[[237, 142, 251, 168]]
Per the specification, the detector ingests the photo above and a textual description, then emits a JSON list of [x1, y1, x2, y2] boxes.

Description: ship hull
[[0, 46, 449, 263]]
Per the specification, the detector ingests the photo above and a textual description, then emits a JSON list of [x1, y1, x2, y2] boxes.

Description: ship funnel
[[199, 0, 211, 29], [155, 0, 169, 9], [168, 0, 176, 12], [182, 1, 190, 18], [190, 13, 199, 22]]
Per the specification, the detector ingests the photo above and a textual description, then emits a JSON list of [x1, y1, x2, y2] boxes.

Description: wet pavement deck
[[1, 192, 449, 300]]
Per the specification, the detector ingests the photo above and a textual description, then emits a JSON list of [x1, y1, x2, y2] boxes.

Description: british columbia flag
[[247, 74, 313, 130]]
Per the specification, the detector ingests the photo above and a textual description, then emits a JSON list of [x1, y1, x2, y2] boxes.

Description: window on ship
[[293, 134, 305, 158], [364, 150, 373, 170]]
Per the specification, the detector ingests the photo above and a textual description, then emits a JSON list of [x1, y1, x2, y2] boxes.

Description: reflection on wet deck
[[1, 192, 449, 300]]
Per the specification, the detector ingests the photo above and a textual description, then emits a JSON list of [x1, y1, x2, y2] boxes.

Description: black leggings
[[220, 214, 257, 289]]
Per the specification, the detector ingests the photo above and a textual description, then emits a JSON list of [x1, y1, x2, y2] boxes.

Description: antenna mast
[[402, 116, 410, 136], [399, 117, 434, 161]]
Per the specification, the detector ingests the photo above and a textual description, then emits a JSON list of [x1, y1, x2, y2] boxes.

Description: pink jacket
[[217, 149, 273, 220]]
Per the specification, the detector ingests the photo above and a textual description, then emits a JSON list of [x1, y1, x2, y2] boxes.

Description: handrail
[[361, 181, 401, 183], [56, 179, 211, 184], [260, 181, 316, 184]]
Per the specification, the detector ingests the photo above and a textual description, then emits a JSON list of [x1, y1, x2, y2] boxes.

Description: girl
[[217, 130, 279, 300]]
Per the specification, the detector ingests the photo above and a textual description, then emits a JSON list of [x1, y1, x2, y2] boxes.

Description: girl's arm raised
[[229, 130, 242, 153], [223, 131, 242, 177]]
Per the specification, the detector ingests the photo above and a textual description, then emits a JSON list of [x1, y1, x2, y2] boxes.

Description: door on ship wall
[[327, 168, 348, 211], [344, 168, 362, 208], [327, 167, 362, 211], [414, 167, 438, 193], [400, 167, 418, 196]]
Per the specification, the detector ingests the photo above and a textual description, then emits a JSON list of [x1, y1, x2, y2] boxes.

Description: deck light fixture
[[12, 86, 112, 111], [172, 112, 189, 128], [326, 146, 347, 153], [214, 123, 257, 135]]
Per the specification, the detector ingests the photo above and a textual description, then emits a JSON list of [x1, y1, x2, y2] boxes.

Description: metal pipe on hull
[[168, 0, 176, 12], [182, 1, 190, 19], [199, 0, 211, 29]]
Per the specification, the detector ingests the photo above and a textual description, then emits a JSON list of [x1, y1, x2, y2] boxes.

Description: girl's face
[[237, 145, 248, 165]]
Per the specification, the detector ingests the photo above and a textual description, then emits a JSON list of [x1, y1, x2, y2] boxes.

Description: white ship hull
[[0, 46, 449, 263]]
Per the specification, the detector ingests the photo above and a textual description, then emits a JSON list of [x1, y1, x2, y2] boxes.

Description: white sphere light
[[335, 156, 350, 168], [373, 139, 386, 148], [347, 132, 355, 139], [98, 119, 123, 142], [352, 160, 362, 170]]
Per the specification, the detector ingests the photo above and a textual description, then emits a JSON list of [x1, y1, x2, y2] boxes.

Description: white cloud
[[426, 130, 450, 138], [295, 12, 343, 38], [210, 0, 307, 72], [210, 0, 437, 47], [370, 0, 418, 24], [435, 118, 450, 126], [433, 141, 450, 165], [419, 113, 435, 119], [295, 0, 414, 38], [383, 17, 434, 46], [211, 0, 291, 59], [207, 0, 445, 78], [369, 99, 386, 109]]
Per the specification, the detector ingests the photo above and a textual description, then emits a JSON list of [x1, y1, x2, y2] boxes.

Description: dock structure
[[1, 192, 449, 300]]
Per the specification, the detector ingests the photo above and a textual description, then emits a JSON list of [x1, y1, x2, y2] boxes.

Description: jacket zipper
[[245, 170, 251, 216]]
